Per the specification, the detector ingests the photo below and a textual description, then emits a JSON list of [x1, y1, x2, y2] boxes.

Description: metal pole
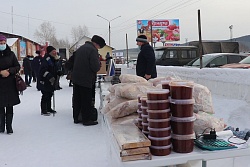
[[52, 92, 55, 117], [108, 22, 111, 46], [198, 9, 203, 69], [229, 25, 233, 41], [97, 15, 121, 46], [126, 33, 129, 68]]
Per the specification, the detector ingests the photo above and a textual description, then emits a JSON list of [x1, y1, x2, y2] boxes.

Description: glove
[[57, 71, 63, 76], [49, 77, 55, 86]]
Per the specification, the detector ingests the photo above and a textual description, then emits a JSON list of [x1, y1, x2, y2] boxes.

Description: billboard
[[20, 41, 26, 57], [137, 19, 180, 43], [137, 20, 152, 42]]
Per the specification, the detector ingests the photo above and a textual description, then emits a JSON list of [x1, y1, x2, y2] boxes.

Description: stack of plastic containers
[[146, 89, 171, 156], [140, 96, 149, 136], [136, 94, 144, 130], [169, 80, 196, 153]]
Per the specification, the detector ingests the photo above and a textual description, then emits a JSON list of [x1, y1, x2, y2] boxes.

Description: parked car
[[155, 46, 198, 66], [220, 56, 250, 69], [185, 53, 247, 68]]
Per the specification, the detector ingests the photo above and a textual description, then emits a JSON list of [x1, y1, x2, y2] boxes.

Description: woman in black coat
[[0, 34, 21, 134]]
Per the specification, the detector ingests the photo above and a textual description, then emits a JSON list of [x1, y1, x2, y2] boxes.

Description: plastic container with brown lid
[[141, 106, 148, 115], [147, 89, 170, 100], [170, 98, 195, 117], [142, 122, 149, 131], [146, 99, 170, 110], [137, 109, 142, 118], [137, 94, 146, 103], [161, 80, 171, 90], [140, 96, 148, 107], [137, 103, 142, 111], [148, 127, 171, 137], [148, 135, 171, 146], [141, 114, 148, 123], [171, 116, 196, 135], [171, 133, 195, 153], [148, 118, 171, 128], [147, 109, 171, 119], [169, 80, 194, 99], [150, 145, 171, 156]]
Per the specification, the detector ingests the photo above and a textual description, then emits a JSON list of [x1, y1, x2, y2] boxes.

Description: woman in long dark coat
[[0, 34, 21, 134]]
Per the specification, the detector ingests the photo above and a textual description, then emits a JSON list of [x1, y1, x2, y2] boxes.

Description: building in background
[[0, 31, 42, 62], [69, 35, 113, 60]]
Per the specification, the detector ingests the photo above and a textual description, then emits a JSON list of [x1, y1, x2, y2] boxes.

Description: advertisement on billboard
[[20, 41, 26, 57], [137, 19, 180, 43], [137, 20, 152, 42]]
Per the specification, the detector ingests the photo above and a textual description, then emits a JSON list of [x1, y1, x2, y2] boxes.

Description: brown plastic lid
[[171, 116, 196, 122], [146, 99, 170, 103], [137, 110, 142, 114], [147, 89, 170, 94], [147, 109, 170, 113], [140, 96, 148, 101], [141, 114, 148, 118], [142, 130, 149, 134], [171, 133, 196, 140], [141, 106, 148, 110], [169, 80, 194, 87], [170, 98, 195, 104], [150, 144, 172, 149], [148, 118, 171, 122], [148, 127, 171, 131], [148, 135, 171, 141]]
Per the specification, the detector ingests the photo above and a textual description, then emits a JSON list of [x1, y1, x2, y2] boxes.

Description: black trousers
[[73, 84, 93, 123]]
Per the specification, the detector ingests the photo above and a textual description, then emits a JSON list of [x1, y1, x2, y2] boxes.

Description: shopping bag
[[15, 74, 27, 94]]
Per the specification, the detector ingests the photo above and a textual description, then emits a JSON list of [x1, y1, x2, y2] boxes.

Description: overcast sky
[[1, 0, 250, 50]]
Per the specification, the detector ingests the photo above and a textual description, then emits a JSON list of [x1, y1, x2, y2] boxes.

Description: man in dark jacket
[[72, 35, 106, 126], [32, 51, 43, 88], [136, 35, 157, 80], [23, 55, 33, 87], [37, 46, 60, 116]]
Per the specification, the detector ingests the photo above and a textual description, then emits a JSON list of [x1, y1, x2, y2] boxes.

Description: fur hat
[[91, 35, 106, 48], [136, 35, 148, 43], [0, 34, 7, 41], [46, 46, 56, 53]]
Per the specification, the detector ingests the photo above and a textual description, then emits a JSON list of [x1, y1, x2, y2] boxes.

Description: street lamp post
[[97, 15, 121, 46], [229, 25, 233, 41]]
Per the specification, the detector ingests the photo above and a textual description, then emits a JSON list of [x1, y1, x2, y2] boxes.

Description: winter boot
[[6, 114, 13, 134], [41, 102, 51, 116], [0, 113, 5, 133], [47, 101, 57, 114]]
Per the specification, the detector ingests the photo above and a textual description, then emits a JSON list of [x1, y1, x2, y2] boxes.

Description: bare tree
[[58, 38, 71, 48], [34, 21, 58, 46], [71, 25, 89, 43]]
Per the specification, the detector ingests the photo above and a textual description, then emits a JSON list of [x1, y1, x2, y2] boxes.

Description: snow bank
[[118, 65, 250, 103]]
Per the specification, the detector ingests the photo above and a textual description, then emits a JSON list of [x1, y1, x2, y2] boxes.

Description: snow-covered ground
[[0, 77, 109, 167], [0, 72, 250, 167]]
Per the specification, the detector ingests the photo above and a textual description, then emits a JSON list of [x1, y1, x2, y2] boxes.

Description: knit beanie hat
[[46, 46, 56, 53], [136, 35, 148, 43], [91, 35, 106, 48], [0, 34, 7, 41]]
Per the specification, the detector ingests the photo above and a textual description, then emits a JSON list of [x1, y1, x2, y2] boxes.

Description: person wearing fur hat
[[136, 35, 157, 80], [71, 35, 106, 126], [0, 34, 21, 134], [37, 45, 61, 116]]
